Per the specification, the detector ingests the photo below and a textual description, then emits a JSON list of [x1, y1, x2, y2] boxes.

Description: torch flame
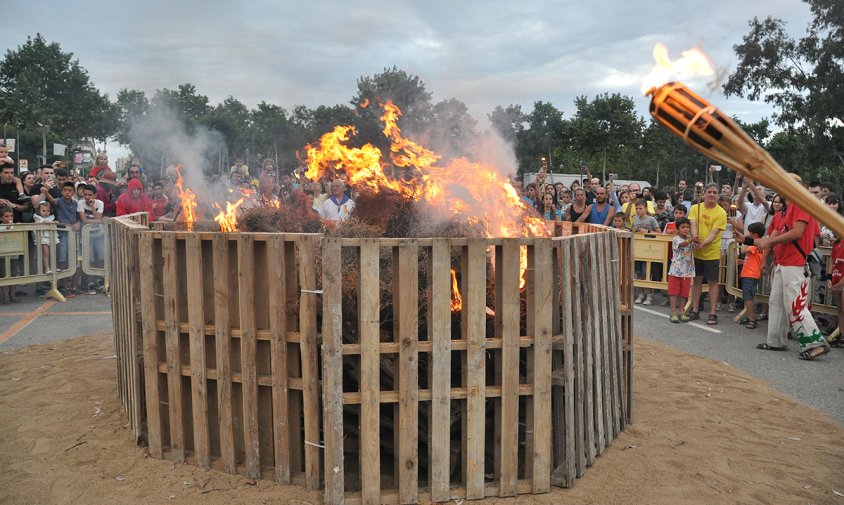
[[213, 198, 244, 232], [641, 43, 715, 95], [449, 268, 463, 312], [174, 165, 197, 231]]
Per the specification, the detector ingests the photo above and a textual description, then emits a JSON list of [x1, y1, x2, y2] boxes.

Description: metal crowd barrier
[[0, 222, 79, 302], [81, 223, 110, 291], [0, 221, 113, 302]]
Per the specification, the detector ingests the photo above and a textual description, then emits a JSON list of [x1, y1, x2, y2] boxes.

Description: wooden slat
[[572, 238, 586, 477], [605, 234, 621, 438], [359, 240, 381, 504], [298, 236, 321, 490], [321, 238, 344, 504], [464, 240, 486, 499], [531, 239, 552, 493], [129, 228, 144, 442], [186, 234, 210, 468], [268, 235, 291, 484], [590, 237, 606, 456], [551, 239, 576, 487], [428, 239, 451, 503], [213, 235, 236, 474], [496, 240, 520, 497], [582, 238, 596, 466], [238, 235, 261, 479], [397, 242, 419, 504], [162, 234, 185, 463], [139, 233, 162, 458]]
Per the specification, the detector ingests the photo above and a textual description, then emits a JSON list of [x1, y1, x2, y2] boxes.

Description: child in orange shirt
[[739, 222, 766, 329]]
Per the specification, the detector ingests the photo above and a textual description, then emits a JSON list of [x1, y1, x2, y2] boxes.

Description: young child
[[827, 234, 844, 346], [0, 206, 19, 303], [739, 222, 766, 329], [55, 182, 81, 295], [662, 205, 688, 234], [668, 217, 695, 323], [33, 200, 58, 274], [611, 213, 627, 230], [632, 199, 660, 305]]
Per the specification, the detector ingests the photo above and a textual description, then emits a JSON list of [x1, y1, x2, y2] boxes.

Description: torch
[[646, 82, 844, 239]]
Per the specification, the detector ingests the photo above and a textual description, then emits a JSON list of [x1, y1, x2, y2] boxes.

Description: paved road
[[634, 300, 844, 425], [1, 285, 841, 425]]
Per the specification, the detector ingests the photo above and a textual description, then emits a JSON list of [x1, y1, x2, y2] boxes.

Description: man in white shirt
[[736, 177, 770, 227], [320, 179, 354, 221]]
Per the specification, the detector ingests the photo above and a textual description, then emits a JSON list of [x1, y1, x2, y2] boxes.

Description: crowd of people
[[516, 166, 838, 361]]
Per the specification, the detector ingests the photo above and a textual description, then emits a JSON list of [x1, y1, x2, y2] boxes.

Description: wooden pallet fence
[[108, 213, 150, 442], [134, 230, 323, 487], [321, 237, 555, 505]]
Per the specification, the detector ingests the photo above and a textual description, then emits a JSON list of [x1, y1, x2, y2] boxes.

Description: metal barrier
[[81, 223, 110, 291], [0, 222, 79, 302]]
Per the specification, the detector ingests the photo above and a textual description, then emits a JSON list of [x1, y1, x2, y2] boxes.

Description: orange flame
[[641, 43, 715, 95], [213, 198, 244, 232], [360, 98, 370, 108], [174, 165, 197, 231], [303, 100, 550, 245], [450, 268, 463, 312]]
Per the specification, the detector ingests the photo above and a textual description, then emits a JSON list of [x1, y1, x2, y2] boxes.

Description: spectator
[[819, 193, 843, 246], [0, 144, 15, 172], [632, 199, 660, 305], [747, 175, 830, 360], [828, 233, 844, 346], [668, 217, 695, 323], [54, 182, 80, 296], [150, 181, 170, 221], [566, 188, 588, 222], [688, 183, 726, 325], [88, 153, 110, 180], [663, 205, 687, 234], [821, 182, 833, 199], [0, 166, 28, 222], [96, 171, 122, 217], [611, 213, 627, 230], [116, 179, 154, 216], [78, 184, 105, 294], [32, 201, 57, 274], [808, 181, 822, 199], [32, 165, 62, 209], [229, 159, 249, 177], [653, 191, 673, 230], [583, 186, 615, 225], [558, 190, 572, 216], [0, 207, 19, 303], [738, 222, 766, 329], [321, 179, 355, 221], [736, 177, 769, 228], [523, 183, 538, 208], [540, 192, 561, 220]]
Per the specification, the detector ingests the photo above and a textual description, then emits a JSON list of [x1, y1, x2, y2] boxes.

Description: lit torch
[[643, 45, 844, 238]]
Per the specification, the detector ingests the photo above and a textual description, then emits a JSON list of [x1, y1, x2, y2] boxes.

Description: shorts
[[694, 258, 720, 282], [741, 277, 758, 302], [667, 275, 691, 298]]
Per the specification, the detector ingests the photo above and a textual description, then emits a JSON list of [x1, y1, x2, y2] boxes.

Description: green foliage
[[725, 0, 844, 180], [0, 34, 114, 145]]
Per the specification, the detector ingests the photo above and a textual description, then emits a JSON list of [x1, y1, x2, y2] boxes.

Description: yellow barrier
[[632, 233, 671, 289], [0, 223, 79, 302]]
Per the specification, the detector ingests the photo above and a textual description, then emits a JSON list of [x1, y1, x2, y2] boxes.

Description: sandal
[[758, 313, 768, 321], [756, 343, 787, 351], [707, 313, 718, 325], [686, 311, 700, 321], [737, 316, 749, 325], [798, 346, 830, 361], [745, 320, 758, 329]]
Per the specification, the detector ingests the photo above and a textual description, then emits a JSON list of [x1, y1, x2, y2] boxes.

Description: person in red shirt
[[828, 237, 844, 346], [149, 181, 169, 221], [116, 179, 153, 216], [745, 176, 830, 360]]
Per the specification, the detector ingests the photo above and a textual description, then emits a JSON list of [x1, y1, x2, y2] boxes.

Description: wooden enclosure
[[108, 219, 633, 504]]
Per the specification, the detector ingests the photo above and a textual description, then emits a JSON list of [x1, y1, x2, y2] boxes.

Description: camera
[[710, 165, 722, 172], [608, 173, 617, 181]]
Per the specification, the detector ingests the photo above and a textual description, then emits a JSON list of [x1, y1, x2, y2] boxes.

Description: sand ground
[[1, 332, 842, 505]]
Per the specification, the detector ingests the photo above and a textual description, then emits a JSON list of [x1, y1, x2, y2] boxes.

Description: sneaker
[[643, 295, 654, 306], [635, 293, 644, 304], [87, 288, 97, 295], [678, 313, 691, 323], [727, 303, 738, 313], [44, 269, 52, 274], [670, 314, 680, 323], [715, 303, 722, 311]]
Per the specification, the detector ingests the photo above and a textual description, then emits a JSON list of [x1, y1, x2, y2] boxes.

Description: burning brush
[[643, 46, 844, 238]]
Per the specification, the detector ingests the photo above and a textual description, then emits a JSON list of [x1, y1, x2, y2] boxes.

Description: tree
[[429, 98, 478, 159], [352, 66, 434, 150], [203, 96, 252, 158], [487, 104, 525, 145], [0, 34, 114, 155], [515, 101, 566, 175], [724, 1, 844, 176], [568, 93, 643, 180], [114, 88, 150, 146]]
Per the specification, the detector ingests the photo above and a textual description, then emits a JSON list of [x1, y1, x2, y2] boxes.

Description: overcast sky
[[0, 0, 813, 136]]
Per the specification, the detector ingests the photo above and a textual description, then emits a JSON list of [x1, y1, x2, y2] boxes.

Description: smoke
[[127, 105, 226, 202]]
